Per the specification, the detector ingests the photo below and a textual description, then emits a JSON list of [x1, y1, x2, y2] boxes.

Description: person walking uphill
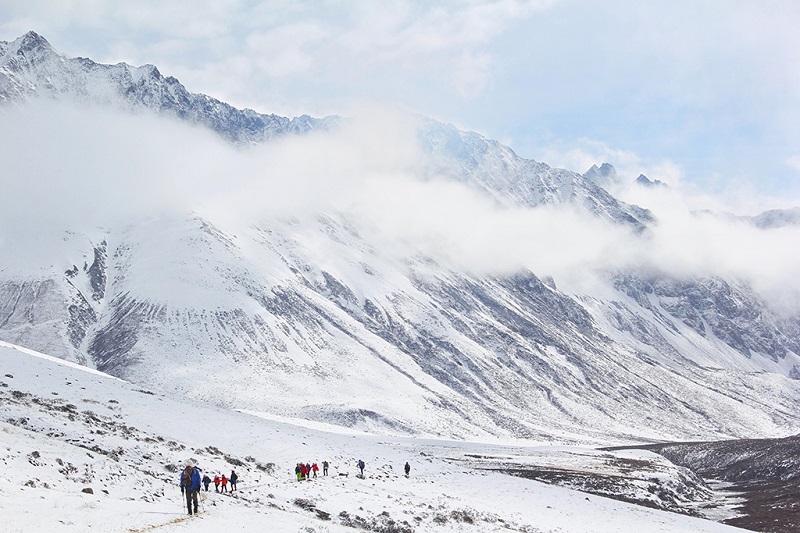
[[179, 462, 202, 516], [230, 470, 238, 491], [357, 459, 365, 477], [202, 474, 211, 491], [404, 462, 410, 477]]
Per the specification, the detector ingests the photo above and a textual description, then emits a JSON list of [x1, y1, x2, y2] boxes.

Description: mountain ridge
[[0, 31, 338, 144]]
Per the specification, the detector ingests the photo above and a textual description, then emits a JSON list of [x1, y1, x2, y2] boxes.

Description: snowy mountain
[[693, 207, 800, 229], [423, 125, 653, 231], [634, 174, 668, 188], [0, 31, 337, 143], [2, 31, 800, 448], [748, 207, 800, 229]]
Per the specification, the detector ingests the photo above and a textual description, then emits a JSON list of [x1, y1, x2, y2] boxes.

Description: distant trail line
[[129, 493, 210, 532], [128, 514, 194, 532]]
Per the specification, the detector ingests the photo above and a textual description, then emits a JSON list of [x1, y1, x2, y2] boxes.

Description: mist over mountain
[[2, 31, 800, 444]]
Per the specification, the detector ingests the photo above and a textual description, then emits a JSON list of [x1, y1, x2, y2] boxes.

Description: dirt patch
[[607, 434, 800, 533]]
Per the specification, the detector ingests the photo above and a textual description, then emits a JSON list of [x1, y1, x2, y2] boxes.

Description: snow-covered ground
[[0, 341, 747, 532]]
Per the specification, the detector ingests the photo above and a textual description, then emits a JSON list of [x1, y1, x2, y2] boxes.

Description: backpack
[[181, 467, 193, 487]]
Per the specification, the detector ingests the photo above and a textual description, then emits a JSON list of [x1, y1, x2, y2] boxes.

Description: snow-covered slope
[[2, 31, 800, 446], [3, 213, 799, 444], [0, 342, 750, 532]]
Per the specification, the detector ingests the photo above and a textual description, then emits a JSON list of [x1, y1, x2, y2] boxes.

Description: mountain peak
[[582, 162, 618, 188], [598, 162, 616, 175], [635, 174, 668, 188], [12, 31, 53, 54]]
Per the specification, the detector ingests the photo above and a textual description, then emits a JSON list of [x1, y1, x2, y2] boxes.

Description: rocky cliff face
[[2, 31, 799, 442]]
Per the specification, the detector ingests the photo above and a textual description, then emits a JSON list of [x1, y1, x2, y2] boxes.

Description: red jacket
[[221, 475, 228, 485]]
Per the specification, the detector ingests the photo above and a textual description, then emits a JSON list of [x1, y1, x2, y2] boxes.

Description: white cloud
[[1, 0, 561, 115], [786, 156, 800, 172], [1, 99, 799, 311]]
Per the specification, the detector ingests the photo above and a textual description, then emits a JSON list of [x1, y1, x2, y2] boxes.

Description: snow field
[[0, 343, 748, 532]]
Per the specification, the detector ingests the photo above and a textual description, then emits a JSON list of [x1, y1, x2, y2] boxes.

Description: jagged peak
[[635, 174, 668, 188], [598, 162, 616, 175], [583, 162, 617, 179], [10, 31, 54, 54], [0, 31, 338, 145]]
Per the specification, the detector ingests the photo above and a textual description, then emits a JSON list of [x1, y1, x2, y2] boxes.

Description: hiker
[[311, 463, 319, 478], [404, 462, 410, 476], [300, 463, 308, 480], [221, 474, 228, 493], [179, 461, 202, 516], [214, 474, 221, 492], [202, 473, 211, 491], [357, 459, 365, 476], [322, 460, 329, 476], [295, 463, 303, 481], [230, 470, 238, 491]]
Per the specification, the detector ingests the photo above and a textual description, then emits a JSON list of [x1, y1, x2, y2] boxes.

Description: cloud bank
[[1, 100, 798, 310]]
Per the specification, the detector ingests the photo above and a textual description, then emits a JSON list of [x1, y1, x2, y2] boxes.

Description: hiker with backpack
[[179, 461, 202, 516], [214, 474, 221, 492], [230, 470, 238, 491], [202, 473, 211, 491], [404, 462, 411, 476], [322, 460, 329, 476], [221, 474, 228, 493], [311, 463, 319, 478], [357, 459, 365, 477]]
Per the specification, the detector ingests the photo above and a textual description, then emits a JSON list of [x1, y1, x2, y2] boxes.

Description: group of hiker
[[294, 459, 411, 480], [180, 458, 412, 516], [295, 460, 329, 480], [179, 462, 239, 516], [201, 471, 237, 493]]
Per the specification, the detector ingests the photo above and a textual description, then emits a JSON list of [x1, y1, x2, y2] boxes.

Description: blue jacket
[[180, 466, 202, 491]]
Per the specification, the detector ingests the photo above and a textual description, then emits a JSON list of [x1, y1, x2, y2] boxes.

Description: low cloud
[[786, 155, 800, 173], [2, 100, 799, 311]]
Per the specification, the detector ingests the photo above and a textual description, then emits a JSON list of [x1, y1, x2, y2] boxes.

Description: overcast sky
[[2, 0, 799, 208]]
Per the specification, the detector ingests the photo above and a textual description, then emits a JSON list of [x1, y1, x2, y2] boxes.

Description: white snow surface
[[0, 342, 747, 533]]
